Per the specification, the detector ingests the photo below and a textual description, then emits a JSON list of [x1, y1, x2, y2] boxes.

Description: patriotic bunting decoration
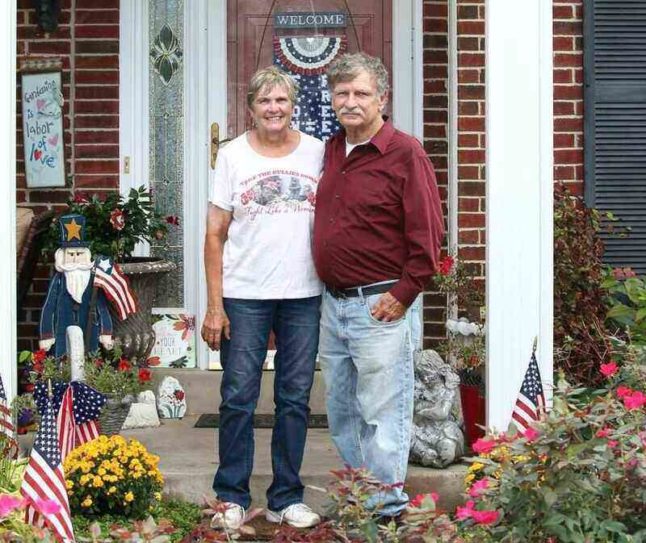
[[273, 35, 346, 140], [0, 374, 15, 438], [93, 256, 138, 320], [511, 349, 546, 432], [21, 394, 75, 542]]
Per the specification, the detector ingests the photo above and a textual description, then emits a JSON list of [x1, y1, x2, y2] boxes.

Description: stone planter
[[109, 257, 176, 364]]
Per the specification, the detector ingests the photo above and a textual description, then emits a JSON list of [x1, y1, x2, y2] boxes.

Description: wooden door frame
[[119, 0, 424, 369]]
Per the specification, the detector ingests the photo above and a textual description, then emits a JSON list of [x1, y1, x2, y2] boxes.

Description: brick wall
[[16, 0, 120, 350], [553, 0, 584, 196]]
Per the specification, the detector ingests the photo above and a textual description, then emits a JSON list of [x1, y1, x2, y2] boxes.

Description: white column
[[485, 0, 553, 431], [0, 0, 17, 401]]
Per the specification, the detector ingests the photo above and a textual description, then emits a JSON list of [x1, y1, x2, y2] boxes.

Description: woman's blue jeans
[[212, 296, 321, 511]]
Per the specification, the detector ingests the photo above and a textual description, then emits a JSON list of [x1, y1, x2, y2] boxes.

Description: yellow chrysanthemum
[[468, 462, 484, 472], [81, 497, 93, 508], [125, 492, 134, 503]]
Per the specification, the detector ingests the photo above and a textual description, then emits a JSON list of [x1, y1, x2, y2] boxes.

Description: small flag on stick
[[0, 374, 15, 438], [511, 341, 546, 432], [93, 256, 138, 320]]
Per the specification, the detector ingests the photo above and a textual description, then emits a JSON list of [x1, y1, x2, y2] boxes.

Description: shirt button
[[335, 194, 340, 199], [329, 218, 334, 223], [341, 170, 346, 174]]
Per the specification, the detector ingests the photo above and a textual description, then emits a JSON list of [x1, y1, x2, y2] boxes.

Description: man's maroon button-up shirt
[[312, 119, 445, 307]]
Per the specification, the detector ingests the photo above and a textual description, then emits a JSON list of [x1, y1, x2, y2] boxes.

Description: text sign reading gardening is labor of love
[[21, 71, 65, 188], [274, 12, 347, 29]]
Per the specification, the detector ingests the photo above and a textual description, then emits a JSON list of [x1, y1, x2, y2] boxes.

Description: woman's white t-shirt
[[209, 131, 325, 299]]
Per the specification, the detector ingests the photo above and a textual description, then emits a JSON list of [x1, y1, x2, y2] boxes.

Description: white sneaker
[[266, 502, 321, 528], [210, 502, 245, 531]]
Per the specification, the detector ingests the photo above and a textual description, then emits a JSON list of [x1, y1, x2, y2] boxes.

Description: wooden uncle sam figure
[[39, 214, 116, 357]]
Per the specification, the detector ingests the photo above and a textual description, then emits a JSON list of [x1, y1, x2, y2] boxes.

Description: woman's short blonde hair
[[246, 66, 299, 109]]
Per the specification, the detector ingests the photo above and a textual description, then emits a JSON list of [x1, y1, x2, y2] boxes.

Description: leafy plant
[[554, 182, 617, 387], [43, 186, 178, 261], [458, 339, 646, 542], [603, 267, 646, 344], [433, 255, 485, 316], [64, 435, 164, 519]]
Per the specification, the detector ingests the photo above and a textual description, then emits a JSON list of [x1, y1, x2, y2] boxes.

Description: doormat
[[194, 413, 328, 429]]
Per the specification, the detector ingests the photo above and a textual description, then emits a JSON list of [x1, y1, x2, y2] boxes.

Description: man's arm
[[389, 151, 445, 308], [201, 203, 233, 351]]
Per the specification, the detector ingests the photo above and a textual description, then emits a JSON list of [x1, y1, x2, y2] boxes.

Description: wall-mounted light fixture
[[32, 0, 61, 33]]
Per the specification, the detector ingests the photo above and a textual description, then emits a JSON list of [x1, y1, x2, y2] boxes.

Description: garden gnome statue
[[409, 349, 465, 468], [39, 214, 114, 357]]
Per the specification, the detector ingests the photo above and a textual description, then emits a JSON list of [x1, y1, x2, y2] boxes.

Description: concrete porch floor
[[121, 415, 468, 514]]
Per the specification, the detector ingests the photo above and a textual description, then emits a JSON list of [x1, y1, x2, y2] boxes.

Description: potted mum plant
[[42, 186, 178, 363], [434, 254, 486, 447]]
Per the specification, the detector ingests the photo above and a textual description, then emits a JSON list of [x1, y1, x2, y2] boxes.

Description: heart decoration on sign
[[36, 98, 46, 111], [34, 149, 42, 160], [48, 134, 59, 147]]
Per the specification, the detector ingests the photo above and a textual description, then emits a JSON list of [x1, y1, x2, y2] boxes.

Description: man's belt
[[326, 281, 396, 299]]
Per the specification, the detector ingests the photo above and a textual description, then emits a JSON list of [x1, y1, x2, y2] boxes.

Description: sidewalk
[[122, 416, 468, 514]]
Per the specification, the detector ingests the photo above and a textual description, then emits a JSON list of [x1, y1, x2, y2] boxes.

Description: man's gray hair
[[326, 52, 390, 96], [246, 66, 299, 109]]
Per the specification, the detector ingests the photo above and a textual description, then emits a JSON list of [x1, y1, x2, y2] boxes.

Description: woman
[[201, 66, 324, 530]]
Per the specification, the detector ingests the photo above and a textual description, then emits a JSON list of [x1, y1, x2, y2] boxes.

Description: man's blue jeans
[[212, 296, 321, 511], [319, 287, 418, 516]]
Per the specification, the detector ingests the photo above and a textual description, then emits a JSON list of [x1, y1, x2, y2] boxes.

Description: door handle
[[210, 122, 220, 169]]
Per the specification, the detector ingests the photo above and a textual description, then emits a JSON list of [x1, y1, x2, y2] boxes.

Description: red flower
[[146, 356, 161, 367], [72, 192, 88, 204], [607, 440, 619, 449], [472, 437, 497, 455], [600, 361, 618, 377], [110, 209, 126, 231], [471, 509, 500, 525], [409, 492, 439, 509], [595, 427, 611, 438], [117, 358, 131, 372], [165, 215, 180, 226], [455, 500, 475, 520], [438, 255, 455, 276], [33, 350, 47, 363], [174, 390, 185, 401], [138, 368, 152, 383], [616, 385, 633, 399]]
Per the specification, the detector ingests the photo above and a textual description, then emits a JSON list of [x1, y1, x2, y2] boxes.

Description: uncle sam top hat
[[58, 214, 90, 248]]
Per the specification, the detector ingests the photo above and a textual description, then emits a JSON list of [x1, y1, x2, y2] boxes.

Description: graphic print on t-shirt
[[238, 169, 318, 220]]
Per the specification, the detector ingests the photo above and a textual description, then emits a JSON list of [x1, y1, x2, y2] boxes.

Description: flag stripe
[[58, 388, 75, 462], [94, 273, 129, 318]]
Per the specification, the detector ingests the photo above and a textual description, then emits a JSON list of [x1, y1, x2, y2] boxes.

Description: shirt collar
[[337, 116, 394, 155]]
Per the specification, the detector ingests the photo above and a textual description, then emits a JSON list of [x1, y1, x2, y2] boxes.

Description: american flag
[[21, 394, 75, 542], [93, 256, 138, 320], [70, 381, 105, 444], [511, 350, 546, 432], [0, 374, 15, 438]]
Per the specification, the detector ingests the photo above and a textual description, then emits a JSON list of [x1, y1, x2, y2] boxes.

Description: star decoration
[[98, 258, 112, 273], [64, 218, 82, 241]]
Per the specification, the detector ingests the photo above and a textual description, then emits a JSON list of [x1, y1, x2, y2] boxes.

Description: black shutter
[[584, 0, 646, 273]]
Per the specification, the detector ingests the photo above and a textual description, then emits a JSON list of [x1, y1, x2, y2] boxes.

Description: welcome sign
[[274, 11, 346, 29], [21, 71, 65, 187]]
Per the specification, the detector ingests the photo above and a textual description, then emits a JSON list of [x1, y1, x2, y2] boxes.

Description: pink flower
[[455, 500, 475, 520], [616, 386, 633, 399], [522, 427, 540, 442], [468, 478, 490, 497], [600, 361, 618, 377], [35, 499, 60, 516], [0, 494, 25, 517], [472, 438, 497, 455], [612, 268, 626, 280], [607, 440, 619, 449], [110, 209, 126, 231], [595, 427, 611, 438], [624, 391, 646, 410], [471, 509, 500, 525], [624, 268, 637, 278]]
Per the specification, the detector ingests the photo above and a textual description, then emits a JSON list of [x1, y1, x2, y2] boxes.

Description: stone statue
[[409, 349, 465, 468], [39, 214, 114, 356], [157, 376, 187, 419]]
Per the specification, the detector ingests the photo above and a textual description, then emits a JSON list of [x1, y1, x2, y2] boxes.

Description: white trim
[[485, 1, 553, 431], [119, 0, 150, 257], [446, 0, 459, 319], [1, 0, 17, 401], [392, 0, 423, 139]]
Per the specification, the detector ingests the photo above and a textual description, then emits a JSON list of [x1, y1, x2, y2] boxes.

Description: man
[[313, 53, 444, 517], [40, 214, 114, 356]]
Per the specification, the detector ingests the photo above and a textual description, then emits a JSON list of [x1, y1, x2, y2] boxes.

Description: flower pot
[[109, 257, 176, 365], [99, 394, 134, 436], [459, 383, 485, 448]]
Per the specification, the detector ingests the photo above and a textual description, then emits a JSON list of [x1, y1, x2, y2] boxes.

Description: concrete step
[[122, 416, 467, 514], [151, 368, 327, 416]]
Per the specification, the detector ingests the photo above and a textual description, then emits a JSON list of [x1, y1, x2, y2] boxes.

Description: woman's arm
[[201, 203, 233, 351]]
